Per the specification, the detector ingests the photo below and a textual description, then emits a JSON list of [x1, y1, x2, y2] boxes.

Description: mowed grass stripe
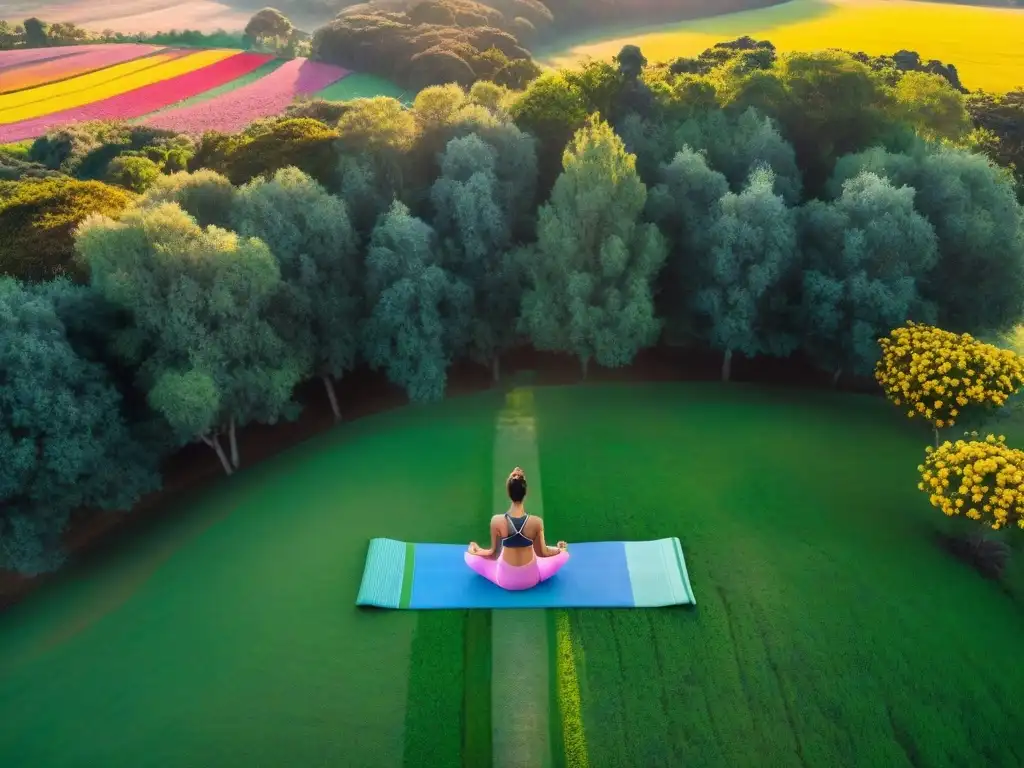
[[0, 49, 239, 124], [464, 610, 493, 768], [552, 611, 588, 768], [536, 382, 1024, 767], [492, 388, 552, 768], [401, 394, 498, 767]]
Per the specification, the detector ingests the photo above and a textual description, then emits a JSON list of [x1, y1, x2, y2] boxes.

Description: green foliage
[[645, 146, 730, 343], [362, 201, 473, 402], [724, 50, 902, 194], [230, 167, 361, 416], [218, 118, 340, 187], [519, 117, 666, 374], [0, 177, 134, 282], [311, 0, 536, 91], [29, 122, 190, 180], [695, 166, 800, 372], [966, 89, 1024, 200], [105, 155, 161, 193], [0, 277, 160, 574], [830, 143, 1024, 334], [892, 71, 971, 142], [138, 169, 237, 229], [431, 131, 535, 374], [798, 171, 939, 376], [75, 203, 304, 469]]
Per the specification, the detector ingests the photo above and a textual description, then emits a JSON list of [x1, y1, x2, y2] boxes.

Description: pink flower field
[[142, 58, 349, 135], [0, 52, 274, 143], [0, 46, 90, 72], [0, 44, 163, 94]]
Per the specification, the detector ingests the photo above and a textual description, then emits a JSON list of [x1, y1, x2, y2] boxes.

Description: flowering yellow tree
[[875, 321, 1024, 444], [918, 434, 1024, 530]]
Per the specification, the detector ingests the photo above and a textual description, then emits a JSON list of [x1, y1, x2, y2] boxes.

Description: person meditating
[[465, 467, 569, 590]]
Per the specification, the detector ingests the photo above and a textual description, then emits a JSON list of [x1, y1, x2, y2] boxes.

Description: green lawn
[[1, 382, 1022, 767], [316, 73, 414, 104]]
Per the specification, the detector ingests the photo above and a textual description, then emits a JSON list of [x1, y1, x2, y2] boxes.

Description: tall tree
[[76, 203, 304, 474], [363, 201, 472, 402], [645, 146, 730, 344], [0, 278, 160, 574], [798, 171, 939, 381], [22, 17, 48, 47], [138, 169, 237, 229], [231, 167, 361, 420], [431, 133, 530, 379], [519, 117, 667, 377], [830, 143, 1024, 334], [673, 107, 803, 204], [696, 167, 800, 381]]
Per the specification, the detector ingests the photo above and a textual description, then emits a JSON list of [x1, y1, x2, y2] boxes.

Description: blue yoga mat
[[356, 537, 696, 609]]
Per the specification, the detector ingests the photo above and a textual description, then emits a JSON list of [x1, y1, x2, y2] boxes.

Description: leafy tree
[[798, 171, 939, 381], [105, 155, 161, 193], [966, 89, 1024, 200], [23, 17, 47, 47], [362, 201, 473, 402], [673, 106, 802, 203], [75, 203, 304, 474], [336, 97, 421, 235], [0, 278, 160, 574], [696, 166, 800, 380], [892, 70, 970, 141], [0, 177, 134, 282], [231, 167, 362, 420], [222, 118, 339, 187], [509, 71, 591, 190], [519, 117, 667, 376], [876, 322, 1024, 443], [138, 169, 237, 228], [725, 51, 899, 194], [830, 144, 1024, 334], [919, 435, 1024, 531], [431, 133, 531, 378], [645, 146, 730, 344], [244, 7, 294, 49]]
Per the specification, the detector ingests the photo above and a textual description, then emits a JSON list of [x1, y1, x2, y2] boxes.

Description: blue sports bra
[[502, 513, 533, 548]]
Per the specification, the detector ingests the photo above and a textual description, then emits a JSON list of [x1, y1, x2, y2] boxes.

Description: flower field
[[0, 46, 90, 72], [539, 0, 1024, 93], [0, 44, 163, 94], [0, 53, 274, 143], [0, 44, 361, 139], [141, 58, 349, 135]]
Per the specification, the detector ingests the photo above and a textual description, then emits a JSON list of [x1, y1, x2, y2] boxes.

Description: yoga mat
[[356, 537, 696, 609]]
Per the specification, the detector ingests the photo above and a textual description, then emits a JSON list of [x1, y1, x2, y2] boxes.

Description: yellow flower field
[[538, 0, 1024, 93], [0, 49, 240, 124]]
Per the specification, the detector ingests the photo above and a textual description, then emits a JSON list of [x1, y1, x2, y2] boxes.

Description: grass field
[[537, 0, 1024, 93], [1, 382, 1023, 767]]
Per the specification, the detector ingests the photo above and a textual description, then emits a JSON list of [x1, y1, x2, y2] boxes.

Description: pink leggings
[[464, 550, 570, 591]]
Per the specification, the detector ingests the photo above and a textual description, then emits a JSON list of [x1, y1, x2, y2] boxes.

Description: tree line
[[1, 40, 1023, 576]]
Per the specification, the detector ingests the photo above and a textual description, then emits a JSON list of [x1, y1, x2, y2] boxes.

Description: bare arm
[[532, 518, 565, 558], [468, 516, 502, 557]]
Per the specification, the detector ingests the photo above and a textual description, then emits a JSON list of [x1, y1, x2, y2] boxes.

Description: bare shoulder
[[490, 514, 505, 527]]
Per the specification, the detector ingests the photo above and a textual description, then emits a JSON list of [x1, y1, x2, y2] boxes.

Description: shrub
[[105, 155, 162, 192], [0, 177, 134, 281], [876, 322, 1024, 435], [919, 433, 1024, 531]]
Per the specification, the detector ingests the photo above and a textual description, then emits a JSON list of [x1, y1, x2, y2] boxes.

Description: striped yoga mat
[[356, 537, 696, 609]]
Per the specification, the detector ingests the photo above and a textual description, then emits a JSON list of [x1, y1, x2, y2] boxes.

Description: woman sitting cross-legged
[[465, 467, 569, 590]]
